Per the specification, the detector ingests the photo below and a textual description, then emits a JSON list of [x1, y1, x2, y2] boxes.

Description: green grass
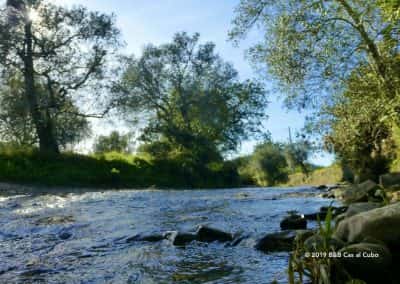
[[0, 147, 240, 189]]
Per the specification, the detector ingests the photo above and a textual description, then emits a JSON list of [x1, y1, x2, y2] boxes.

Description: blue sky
[[53, 0, 334, 165]]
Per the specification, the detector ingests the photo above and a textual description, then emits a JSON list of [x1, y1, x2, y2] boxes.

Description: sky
[[23, 0, 335, 165]]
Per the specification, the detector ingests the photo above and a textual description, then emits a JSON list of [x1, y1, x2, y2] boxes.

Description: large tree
[[0, 0, 120, 153], [230, 0, 399, 110], [117, 32, 267, 161]]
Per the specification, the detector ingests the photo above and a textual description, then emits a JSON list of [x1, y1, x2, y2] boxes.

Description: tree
[[0, 75, 90, 148], [247, 141, 288, 186], [93, 131, 131, 154], [284, 138, 311, 175], [321, 65, 397, 181], [0, 0, 121, 153], [230, 0, 399, 110], [116, 32, 267, 162]]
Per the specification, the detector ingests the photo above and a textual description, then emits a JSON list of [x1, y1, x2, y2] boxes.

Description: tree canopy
[[230, 0, 400, 109], [116, 32, 267, 161], [0, 0, 121, 153]]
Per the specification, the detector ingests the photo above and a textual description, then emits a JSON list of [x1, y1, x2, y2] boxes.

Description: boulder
[[280, 214, 307, 230], [126, 233, 165, 243], [342, 202, 381, 219], [255, 230, 313, 252], [166, 231, 197, 246], [334, 203, 400, 251], [58, 231, 72, 240], [333, 180, 379, 203], [303, 235, 345, 251], [379, 173, 400, 189], [315, 185, 328, 190], [255, 230, 297, 252], [196, 226, 233, 243], [338, 243, 393, 284]]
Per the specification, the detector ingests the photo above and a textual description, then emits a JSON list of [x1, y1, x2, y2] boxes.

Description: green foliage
[[230, 0, 399, 110], [318, 65, 398, 182], [93, 131, 131, 154], [0, 76, 90, 149], [284, 138, 312, 175], [230, 0, 400, 182], [238, 141, 289, 186], [116, 32, 267, 161], [0, 144, 240, 189], [0, 0, 121, 153], [286, 164, 344, 186]]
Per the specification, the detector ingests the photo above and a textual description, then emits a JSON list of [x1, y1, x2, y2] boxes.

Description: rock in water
[[166, 231, 197, 246], [338, 243, 393, 284], [334, 203, 400, 250], [126, 233, 165, 243], [255, 230, 313, 252], [196, 226, 233, 243], [280, 214, 307, 230]]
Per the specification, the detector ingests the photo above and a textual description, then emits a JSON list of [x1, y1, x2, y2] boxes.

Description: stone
[[35, 215, 75, 225], [338, 243, 393, 283], [294, 230, 315, 244], [379, 173, 400, 189], [334, 203, 400, 251], [126, 233, 165, 243], [303, 235, 345, 251], [255, 230, 297, 252], [333, 180, 379, 203], [196, 226, 233, 243], [315, 185, 328, 190], [280, 214, 307, 230], [342, 202, 381, 219], [167, 232, 197, 246], [255, 230, 313, 252], [58, 231, 72, 240]]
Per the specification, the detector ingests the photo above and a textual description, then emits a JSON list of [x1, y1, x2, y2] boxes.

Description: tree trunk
[[23, 20, 59, 154]]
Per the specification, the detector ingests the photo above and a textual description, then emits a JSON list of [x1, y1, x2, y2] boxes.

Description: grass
[[0, 147, 240, 189]]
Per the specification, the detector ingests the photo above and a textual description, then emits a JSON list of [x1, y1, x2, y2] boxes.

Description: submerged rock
[[338, 243, 393, 284], [35, 215, 75, 225], [315, 185, 328, 190], [280, 214, 307, 230], [58, 231, 72, 240], [196, 226, 233, 243], [166, 231, 197, 246], [255, 230, 313, 252], [126, 233, 165, 243]]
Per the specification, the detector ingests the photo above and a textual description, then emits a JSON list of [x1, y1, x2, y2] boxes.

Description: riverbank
[[283, 177, 400, 283], [0, 148, 344, 191], [0, 149, 241, 189]]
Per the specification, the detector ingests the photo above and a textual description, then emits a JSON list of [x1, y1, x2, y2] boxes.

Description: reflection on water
[[0, 187, 334, 283]]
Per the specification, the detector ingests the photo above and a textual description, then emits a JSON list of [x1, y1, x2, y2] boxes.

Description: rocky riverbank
[[278, 175, 400, 283]]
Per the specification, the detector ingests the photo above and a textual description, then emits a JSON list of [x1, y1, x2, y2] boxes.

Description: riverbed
[[0, 187, 334, 283]]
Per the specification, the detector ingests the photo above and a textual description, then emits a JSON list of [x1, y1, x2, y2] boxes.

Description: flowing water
[[0, 187, 335, 283]]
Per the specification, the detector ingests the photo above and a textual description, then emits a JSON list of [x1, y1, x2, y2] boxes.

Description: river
[[0, 186, 335, 283]]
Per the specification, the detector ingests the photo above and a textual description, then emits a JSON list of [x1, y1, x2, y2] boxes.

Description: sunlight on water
[[0, 187, 335, 283]]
